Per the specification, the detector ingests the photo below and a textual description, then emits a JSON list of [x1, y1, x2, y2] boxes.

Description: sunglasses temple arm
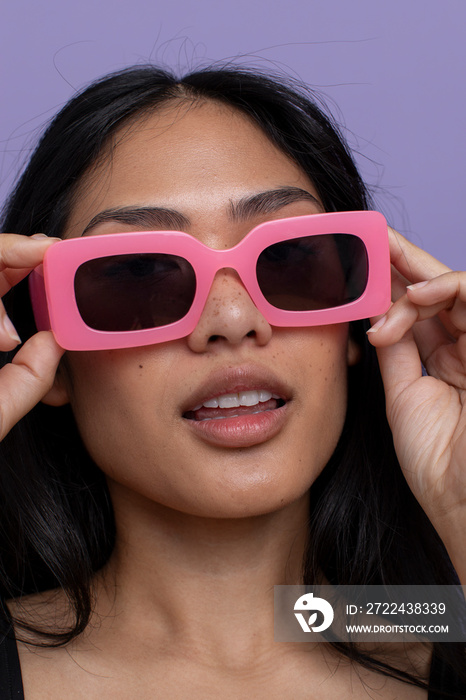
[[28, 266, 51, 332]]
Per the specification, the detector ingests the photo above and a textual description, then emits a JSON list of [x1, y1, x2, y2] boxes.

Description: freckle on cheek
[[139, 364, 143, 369]]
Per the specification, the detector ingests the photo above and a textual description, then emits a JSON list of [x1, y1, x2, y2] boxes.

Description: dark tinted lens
[[74, 253, 196, 331], [256, 234, 368, 311]]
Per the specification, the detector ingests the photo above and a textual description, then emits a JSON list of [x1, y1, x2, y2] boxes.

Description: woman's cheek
[[63, 329, 353, 517]]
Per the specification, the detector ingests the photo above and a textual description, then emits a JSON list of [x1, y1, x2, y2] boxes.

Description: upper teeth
[[195, 390, 277, 410]]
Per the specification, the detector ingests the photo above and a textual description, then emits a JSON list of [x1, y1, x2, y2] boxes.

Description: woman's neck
[[92, 483, 310, 665]]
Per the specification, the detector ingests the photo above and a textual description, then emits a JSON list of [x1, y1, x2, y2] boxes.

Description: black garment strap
[[0, 622, 24, 700], [428, 649, 466, 700]]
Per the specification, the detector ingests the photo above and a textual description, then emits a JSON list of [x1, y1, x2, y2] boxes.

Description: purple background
[[1, 0, 465, 267]]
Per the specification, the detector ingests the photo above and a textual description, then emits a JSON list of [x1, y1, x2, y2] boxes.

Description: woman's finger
[[0, 234, 60, 348], [368, 296, 450, 346], [389, 227, 451, 283], [406, 272, 466, 331], [0, 266, 39, 298], [391, 264, 412, 301], [0, 234, 58, 271], [368, 271, 466, 346], [0, 298, 22, 349], [373, 328, 423, 409], [0, 234, 59, 296], [0, 331, 65, 441]]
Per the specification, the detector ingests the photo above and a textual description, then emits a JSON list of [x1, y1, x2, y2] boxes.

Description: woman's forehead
[[64, 100, 321, 238]]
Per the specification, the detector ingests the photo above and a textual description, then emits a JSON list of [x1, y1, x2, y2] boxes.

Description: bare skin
[[1, 100, 464, 697]]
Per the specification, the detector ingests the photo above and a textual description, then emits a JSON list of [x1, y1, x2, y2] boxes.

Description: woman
[[0, 65, 464, 698]]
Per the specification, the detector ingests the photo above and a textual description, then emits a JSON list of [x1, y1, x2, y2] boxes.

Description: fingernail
[[407, 280, 429, 291], [367, 315, 387, 334], [3, 316, 21, 344], [31, 234, 61, 242]]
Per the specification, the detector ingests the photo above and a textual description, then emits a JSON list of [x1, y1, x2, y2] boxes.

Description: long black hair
[[1, 65, 464, 696]]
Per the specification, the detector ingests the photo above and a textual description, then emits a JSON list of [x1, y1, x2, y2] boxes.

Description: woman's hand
[[0, 233, 64, 440], [367, 228, 466, 581]]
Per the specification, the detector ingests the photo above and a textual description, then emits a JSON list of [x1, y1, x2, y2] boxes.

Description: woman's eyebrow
[[230, 187, 323, 220], [80, 187, 322, 235], [81, 207, 190, 235]]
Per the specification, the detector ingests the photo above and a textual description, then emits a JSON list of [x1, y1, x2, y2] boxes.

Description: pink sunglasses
[[29, 211, 390, 351]]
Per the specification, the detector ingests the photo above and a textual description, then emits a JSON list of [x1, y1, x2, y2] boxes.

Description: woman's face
[[57, 99, 360, 519]]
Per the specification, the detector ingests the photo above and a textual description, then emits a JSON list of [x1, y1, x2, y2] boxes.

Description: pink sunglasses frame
[[29, 211, 391, 351]]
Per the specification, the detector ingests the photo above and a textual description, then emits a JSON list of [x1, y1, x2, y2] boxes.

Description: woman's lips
[[183, 400, 289, 448], [181, 369, 291, 448]]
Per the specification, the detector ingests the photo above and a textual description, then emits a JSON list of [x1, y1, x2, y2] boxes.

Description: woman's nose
[[186, 269, 273, 353]]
